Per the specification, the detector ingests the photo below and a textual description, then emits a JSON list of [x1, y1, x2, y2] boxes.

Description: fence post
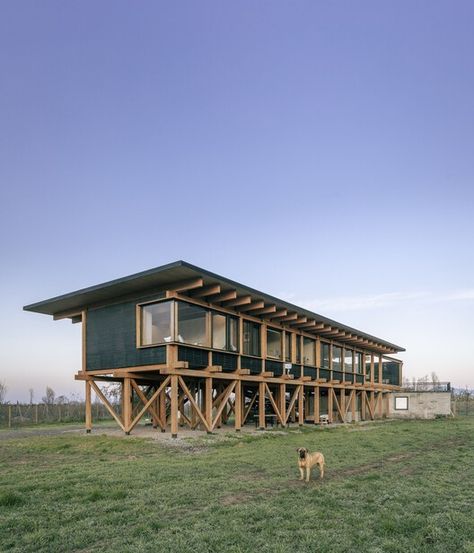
[[35, 404, 38, 424], [8, 405, 12, 428]]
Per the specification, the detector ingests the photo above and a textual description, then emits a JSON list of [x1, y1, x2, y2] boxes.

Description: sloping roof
[[23, 260, 405, 353]]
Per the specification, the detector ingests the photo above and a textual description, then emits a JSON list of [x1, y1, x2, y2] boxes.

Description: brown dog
[[297, 447, 325, 482]]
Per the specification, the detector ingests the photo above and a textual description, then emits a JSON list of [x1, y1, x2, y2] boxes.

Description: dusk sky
[[1, 1, 473, 402]]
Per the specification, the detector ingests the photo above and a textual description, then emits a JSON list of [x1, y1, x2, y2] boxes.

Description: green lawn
[[1, 418, 473, 553]]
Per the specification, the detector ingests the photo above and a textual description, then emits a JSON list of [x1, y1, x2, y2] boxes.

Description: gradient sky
[[1, 1, 473, 402]]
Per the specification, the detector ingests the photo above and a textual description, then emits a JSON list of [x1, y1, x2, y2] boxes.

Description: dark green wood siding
[[86, 301, 166, 371]]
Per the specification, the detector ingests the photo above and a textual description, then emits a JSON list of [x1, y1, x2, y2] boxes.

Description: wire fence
[[0, 402, 114, 428]]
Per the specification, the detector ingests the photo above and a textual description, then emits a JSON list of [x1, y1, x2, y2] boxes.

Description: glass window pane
[[303, 337, 315, 365], [321, 343, 330, 369], [212, 313, 226, 350], [295, 336, 301, 363], [141, 301, 172, 345], [228, 317, 239, 352], [243, 321, 260, 356], [267, 328, 282, 359], [177, 302, 208, 346], [332, 346, 342, 371], [284, 333, 291, 362], [365, 353, 372, 380], [354, 352, 362, 374], [344, 349, 353, 372]]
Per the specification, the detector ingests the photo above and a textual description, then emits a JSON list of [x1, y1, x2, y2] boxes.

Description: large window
[[141, 301, 172, 345], [243, 321, 260, 356], [365, 353, 372, 380], [321, 343, 330, 369], [373, 354, 380, 382], [212, 312, 239, 352], [303, 337, 315, 366], [295, 335, 301, 364], [267, 328, 282, 359], [284, 332, 292, 362], [177, 302, 209, 346], [332, 346, 342, 371], [344, 348, 353, 372], [354, 352, 362, 374]]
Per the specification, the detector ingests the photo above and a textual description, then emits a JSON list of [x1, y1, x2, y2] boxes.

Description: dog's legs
[[305, 466, 311, 482], [319, 462, 324, 479], [299, 467, 304, 481]]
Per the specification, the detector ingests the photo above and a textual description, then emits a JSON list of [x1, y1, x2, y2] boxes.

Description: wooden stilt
[[258, 381, 265, 429], [340, 388, 345, 423], [298, 385, 304, 426], [280, 383, 286, 427], [205, 377, 213, 433], [314, 387, 320, 425], [123, 378, 132, 434], [170, 375, 178, 438], [351, 388, 356, 422], [361, 390, 366, 420], [234, 380, 242, 432], [328, 387, 333, 423], [85, 380, 92, 433]]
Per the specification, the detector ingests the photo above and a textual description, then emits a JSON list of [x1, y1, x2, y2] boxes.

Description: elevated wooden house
[[24, 261, 404, 436]]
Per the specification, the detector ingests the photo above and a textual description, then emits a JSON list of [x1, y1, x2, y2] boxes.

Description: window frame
[[266, 327, 283, 360]]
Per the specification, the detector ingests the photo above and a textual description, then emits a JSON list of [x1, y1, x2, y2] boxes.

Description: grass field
[[1, 418, 473, 553]]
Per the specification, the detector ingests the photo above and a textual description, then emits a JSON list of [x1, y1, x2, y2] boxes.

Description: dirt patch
[[220, 492, 255, 506]]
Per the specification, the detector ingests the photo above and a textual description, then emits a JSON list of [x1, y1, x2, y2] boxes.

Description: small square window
[[395, 396, 408, 410]]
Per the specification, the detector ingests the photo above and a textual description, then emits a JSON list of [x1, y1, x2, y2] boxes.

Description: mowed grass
[[0, 418, 473, 553]]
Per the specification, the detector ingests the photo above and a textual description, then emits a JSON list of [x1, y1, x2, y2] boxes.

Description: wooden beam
[[268, 309, 288, 320], [85, 380, 92, 433], [264, 383, 284, 425], [123, 378, 132, 433], [297, 320, 316, 329], [190, 284, 221, 298], [169, 278, 204, 293], [170, 375, 179, 437], [288, 317, 308, 326], [279, 313, 298, 322], [127, 376, 171, 433], [234, 380, 242, 431], [130, 380, 165, 431], [298, 385, 304, 425], [90, 380, 125, 432], [207, 289, 237, 303], [251, 305, 277, 316], [237, 300, 265, 312], [211, 381, 236, 430], [258, 381, 266, 429], [177, 376, 212, 432], [284, 386, 300, 425], [223, 295, 252, 307]]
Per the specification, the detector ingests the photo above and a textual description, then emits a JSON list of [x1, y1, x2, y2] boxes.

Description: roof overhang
[[23, 260, 405, 354]]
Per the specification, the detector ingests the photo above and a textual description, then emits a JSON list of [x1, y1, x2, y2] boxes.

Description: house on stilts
[[24, 261, 404, 436]]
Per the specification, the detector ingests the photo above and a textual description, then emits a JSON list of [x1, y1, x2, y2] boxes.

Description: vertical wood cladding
[[86, 301, 166, 370]]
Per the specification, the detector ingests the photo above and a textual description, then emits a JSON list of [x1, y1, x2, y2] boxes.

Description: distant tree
[[56, 395, 69, 405], [29, 388, 34, 405], [0, 380, 7, 403], [430, 371, 440, 384], [42, 386, 56, 405]]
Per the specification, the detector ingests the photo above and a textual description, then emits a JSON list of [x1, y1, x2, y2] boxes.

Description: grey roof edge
[[23, 259, 405, 352]]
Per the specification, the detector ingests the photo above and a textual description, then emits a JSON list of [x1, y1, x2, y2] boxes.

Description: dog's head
[[296, 447, 308, 459]]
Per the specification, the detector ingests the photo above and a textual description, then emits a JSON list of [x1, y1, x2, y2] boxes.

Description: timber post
[[85, 380, 92, 433]]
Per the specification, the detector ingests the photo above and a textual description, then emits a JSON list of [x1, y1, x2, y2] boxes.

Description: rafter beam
[[279, 313, 298, 322], [236, 300, 265, 312], [268, 309, 288, 319], [208, 289, 237, 303], [223, 295, 252, 307], [251, 305, 277, 316], [288, 317, 308, 326], [169, 278, 204, 293], [190, 284, 221, 298]]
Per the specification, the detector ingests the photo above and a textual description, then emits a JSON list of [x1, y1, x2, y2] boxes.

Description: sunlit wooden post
[[85, 380, 92, 433]]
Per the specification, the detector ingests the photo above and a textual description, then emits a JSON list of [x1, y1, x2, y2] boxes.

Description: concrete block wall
[[388, 392, 451, 419]]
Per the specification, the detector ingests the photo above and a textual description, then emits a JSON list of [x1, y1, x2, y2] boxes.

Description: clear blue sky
[[1, 1, 473, 401]]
